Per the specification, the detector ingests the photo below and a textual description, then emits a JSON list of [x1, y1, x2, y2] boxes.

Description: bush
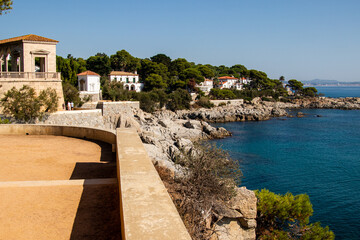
[[39, 88, 59, 112], [196, 97, 214, 109], [156, 143, 242, 239], [0, 118, 10, 124], [1, 85, 58, 122], [138, 92, 157, 113], [209, 88, 236, 100], [167, 89, 191, 111], [256, 189, 334, 240], [62, 82, 82, 106]]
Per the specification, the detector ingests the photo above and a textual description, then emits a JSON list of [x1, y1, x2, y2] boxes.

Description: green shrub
[[138, 92, 157, 113], [196, 96, 214, 108], [209, 88, 236, 100], [1, 85, 58, 122], [256, 189, 334, 240], [167, 89, 191, 111], [39, 88, 59, 112], [62, 82, 82, 106], [0, 118, 10, 124]]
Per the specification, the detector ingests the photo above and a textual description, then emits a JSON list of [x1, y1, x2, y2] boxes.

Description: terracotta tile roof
[[77, 70, 100, 76], [109, 71, 138, 76], [218, 76, 238, 80], [0, 34, 59, 45]]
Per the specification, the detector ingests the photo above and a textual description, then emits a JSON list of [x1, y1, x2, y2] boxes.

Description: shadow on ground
[[69, 140, 121, 240]]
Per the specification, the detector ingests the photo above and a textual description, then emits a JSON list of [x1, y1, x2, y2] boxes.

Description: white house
[[109, 71, 143, 92], [77, 70, 101, 101], [240, 77, 251, 85], [218, 76, 243, 90], [196, 79, 213, 93]]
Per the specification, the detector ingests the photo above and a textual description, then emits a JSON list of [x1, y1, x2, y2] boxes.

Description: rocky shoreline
[[38, 96, 360, 239]]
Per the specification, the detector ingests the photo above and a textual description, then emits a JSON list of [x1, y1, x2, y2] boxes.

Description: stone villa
[[0, 34, 64, 110]]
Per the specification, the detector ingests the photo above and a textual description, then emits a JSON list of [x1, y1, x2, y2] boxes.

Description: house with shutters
[[109, 71, 143, 92]]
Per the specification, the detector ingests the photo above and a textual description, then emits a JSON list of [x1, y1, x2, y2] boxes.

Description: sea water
[[315, 86, 360, 98], [212, 109, 360, 239]]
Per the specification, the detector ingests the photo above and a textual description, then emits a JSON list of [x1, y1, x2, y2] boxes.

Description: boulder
[[183, 121, 194, 129], [214, 218, 255, 240], [228, 187, 257, 219], [251, 97, 261, 105]]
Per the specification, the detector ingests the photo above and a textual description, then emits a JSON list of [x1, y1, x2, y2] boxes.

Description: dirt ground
[[0, 135, 116, 181], [0, 135, 121, 239]]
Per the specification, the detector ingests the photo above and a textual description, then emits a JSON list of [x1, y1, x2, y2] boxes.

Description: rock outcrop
[[213, 187, 257, 240], [290, 97, 360, 109]]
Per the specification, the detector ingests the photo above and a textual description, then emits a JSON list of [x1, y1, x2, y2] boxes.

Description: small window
[[126, 77, 129, 83], [133, 78, 136, 83]]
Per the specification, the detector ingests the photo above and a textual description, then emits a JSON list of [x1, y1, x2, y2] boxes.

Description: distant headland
[[301, 79, 360, 86]]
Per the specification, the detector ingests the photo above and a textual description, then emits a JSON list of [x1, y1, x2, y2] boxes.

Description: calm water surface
[[212, 109, 360, 239], [315, 86, 360, 98]]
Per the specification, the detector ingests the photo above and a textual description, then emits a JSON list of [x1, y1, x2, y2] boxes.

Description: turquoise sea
[[315, 86, 360, 98], [212, 87, 360, 239]]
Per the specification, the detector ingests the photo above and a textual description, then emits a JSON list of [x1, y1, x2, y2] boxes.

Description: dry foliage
[[155, 143, 242, 240]]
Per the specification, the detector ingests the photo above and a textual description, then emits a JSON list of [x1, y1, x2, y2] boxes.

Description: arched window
[[131, 85, 135, 91]]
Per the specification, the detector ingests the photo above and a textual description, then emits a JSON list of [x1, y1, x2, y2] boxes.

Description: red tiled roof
[[109, 71, 138, 76], [0, 34, 58, 45], [218, 76, 238, 80], [77, 70, 100, 76]]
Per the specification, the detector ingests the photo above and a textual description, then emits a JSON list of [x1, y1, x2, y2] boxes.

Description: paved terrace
[[0, 125, 191, 240], [0, 135, 121, 239]]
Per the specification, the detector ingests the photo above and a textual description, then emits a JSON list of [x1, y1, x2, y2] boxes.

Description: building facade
[[109, 71, 143, 92], [196, 79, 213, 93], [218, 76, 242, 90], [77, 70, 101, 102], [0, 34, 64, 111]]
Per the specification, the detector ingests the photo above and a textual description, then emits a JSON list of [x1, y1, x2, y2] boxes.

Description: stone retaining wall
[[41, 109, 105, 129], [96, 101, 140, 116], [210, 99, 244, 106], [0, 79, 65, 111]]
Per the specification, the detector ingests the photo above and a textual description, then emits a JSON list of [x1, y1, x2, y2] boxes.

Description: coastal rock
[[183, 121, 194, 129], [213, 187, 257, 240], [228, 187, 257, 219], [297, 112, 305, 118], [214, 218, 255, 240], [251, 97, 262, 105]]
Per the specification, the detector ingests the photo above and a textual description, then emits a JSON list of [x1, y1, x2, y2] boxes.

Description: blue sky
[[2, 0, 360, 81]]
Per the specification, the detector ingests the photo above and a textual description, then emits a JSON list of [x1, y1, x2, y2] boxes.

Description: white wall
[[78, 75, 100, 93], [110, 75, 139, 83]]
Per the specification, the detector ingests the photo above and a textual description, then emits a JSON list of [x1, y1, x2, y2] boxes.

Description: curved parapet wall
[[0, 124, 116, 145], [116, 128, 191, 240]]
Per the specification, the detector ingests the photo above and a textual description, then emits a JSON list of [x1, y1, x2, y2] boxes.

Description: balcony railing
[[0, 72, 61, 80]]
